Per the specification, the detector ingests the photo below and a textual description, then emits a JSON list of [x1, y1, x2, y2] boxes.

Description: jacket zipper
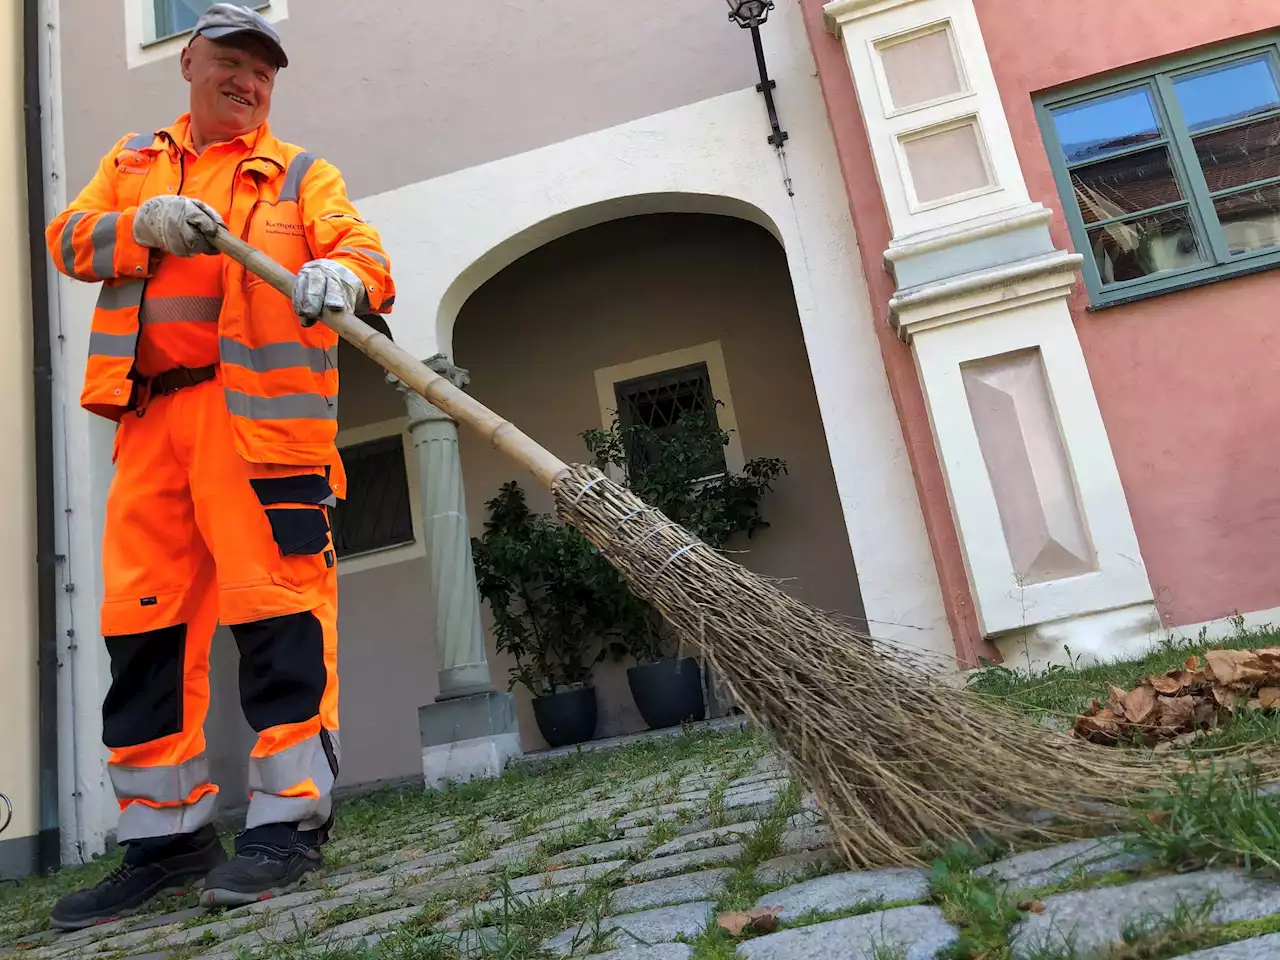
[[132, 133, 183, 417]]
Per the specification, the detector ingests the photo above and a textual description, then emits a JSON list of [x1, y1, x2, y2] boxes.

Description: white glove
[[132, 196, 224, 257], [292, 259, 368, 326]]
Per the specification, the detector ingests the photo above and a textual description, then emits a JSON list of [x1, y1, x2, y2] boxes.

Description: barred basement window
[[331, 435, 415, 559], [613, 362, 727, 481]]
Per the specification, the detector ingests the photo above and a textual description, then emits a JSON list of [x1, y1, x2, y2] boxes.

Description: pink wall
[[802, 0, 1280, 642], [972, 1, 1280, 628], [799, 0, 996, 667]]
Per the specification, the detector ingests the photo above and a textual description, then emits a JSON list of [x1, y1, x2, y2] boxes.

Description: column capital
[[425, 353, 472, 390], [388, 354, 472, 426]]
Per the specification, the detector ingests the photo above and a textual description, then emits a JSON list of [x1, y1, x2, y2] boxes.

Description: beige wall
[[58, 0, 757, 201], [0, 0, 40, 864], [455, 213, 866, 751]]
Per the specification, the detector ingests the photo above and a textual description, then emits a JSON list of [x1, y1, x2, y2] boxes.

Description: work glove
[[132, 196, 225, 257], [292, 259, 369, 327]]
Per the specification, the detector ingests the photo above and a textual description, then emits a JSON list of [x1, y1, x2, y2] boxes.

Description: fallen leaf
[[717, 908, 782, 936], [1150, 675, 1183, 695], [1017, 900, 1046, 913], [1159, 695, 1196, 731], [1195, 700, 1219, 728], [1205, 650, 1270, 687], [1075, 707, 1123, 744], [1213, 687, 1240, 712], [1185, 655, 1201, 673], [1107, 685, 1130, 717], [1260, 687, 1280, 709], [1125, 686, 1158, 725]]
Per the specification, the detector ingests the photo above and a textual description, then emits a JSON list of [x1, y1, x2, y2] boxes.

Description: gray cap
[[191, 3, 288, 69]]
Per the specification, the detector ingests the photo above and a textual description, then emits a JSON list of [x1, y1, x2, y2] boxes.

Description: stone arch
[[435, 192, 786, 357]]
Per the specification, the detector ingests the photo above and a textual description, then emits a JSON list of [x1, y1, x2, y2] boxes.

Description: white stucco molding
[[889, 249, 1083, 341], [823, 0, 1030, 242], [353, 0, 955, 661], [906, 274, 1155, 638]]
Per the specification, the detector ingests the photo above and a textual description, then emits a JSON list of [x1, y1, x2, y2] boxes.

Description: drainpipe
[[23, 0, 61, 873]]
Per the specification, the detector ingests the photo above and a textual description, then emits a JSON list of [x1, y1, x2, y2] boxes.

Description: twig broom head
[[553, 464, 1280, 869]]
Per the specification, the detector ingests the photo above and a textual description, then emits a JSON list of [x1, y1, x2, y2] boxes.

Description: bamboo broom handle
[[209, 227, 572, 491]]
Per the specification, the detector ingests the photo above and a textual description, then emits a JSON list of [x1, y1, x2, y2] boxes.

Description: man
[[44, 4, 394, 928]]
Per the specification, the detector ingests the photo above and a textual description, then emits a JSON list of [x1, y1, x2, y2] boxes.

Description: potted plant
[[471, 481, 635, 747], [582, 405, 787, 729]]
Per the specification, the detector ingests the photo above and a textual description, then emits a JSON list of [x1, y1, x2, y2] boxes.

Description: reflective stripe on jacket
[[46, 117, 395, 488]]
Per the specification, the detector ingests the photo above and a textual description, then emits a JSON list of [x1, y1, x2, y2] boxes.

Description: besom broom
[[211, 227, 1280, 869]]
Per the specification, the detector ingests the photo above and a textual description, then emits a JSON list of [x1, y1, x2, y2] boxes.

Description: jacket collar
[[143, 114, 288, 173]]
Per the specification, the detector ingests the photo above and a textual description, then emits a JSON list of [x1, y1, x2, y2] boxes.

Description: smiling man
[[44, 3, 394, 928]]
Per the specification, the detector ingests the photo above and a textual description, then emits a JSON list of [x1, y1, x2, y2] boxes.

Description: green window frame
[[1035, 36, 1280, 309]]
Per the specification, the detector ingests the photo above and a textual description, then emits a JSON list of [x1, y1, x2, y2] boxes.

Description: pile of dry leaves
[[1073, 649, 1280, 747]]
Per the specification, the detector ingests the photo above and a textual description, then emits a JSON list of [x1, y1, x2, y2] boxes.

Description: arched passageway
[[454, 212, 867, 749]]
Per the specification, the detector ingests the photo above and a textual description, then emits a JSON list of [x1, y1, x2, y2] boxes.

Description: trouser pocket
[[248, 473, 337, 570]]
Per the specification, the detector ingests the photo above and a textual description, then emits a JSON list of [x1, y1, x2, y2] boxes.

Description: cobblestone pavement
[[4, 728, 1280, 959]]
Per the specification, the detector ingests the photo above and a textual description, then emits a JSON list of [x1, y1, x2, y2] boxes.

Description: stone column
[[395, 355, 522, 788]]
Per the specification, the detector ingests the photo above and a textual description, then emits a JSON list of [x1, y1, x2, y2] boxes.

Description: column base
[[419, 692, 521, 789], [436, 663, 497, 701], [991, 602, 1161, 674], [422, 733, 523, 790]]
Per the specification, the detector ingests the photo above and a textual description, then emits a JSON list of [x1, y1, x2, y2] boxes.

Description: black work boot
[[198, 822, 325, 908], [49, 826, 227, 931]]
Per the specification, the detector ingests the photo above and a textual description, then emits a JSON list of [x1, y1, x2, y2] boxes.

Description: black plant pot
[[532, 686, 598, 748], [627, 657, 706, 730]]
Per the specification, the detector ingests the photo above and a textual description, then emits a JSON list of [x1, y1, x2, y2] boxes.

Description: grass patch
[[714, 782, 799, 913], [534, 820, 616, 862], [685, 780, 807, 960], [1126, 765, 1280, 874], [1017, 892, 1280, 960], [447, 875, 619, 959], [927, 842, 1021, 960], [967, 623, 1280, 731], [706, 783, 729, 830], [782, 898, 922, 930], [685, 923, 743, 960]]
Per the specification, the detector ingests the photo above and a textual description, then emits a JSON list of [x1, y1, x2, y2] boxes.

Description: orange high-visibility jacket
[[46, 118, 395, 484]]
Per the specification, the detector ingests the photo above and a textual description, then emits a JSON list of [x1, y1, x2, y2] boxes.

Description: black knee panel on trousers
[[102, 625, 186, 748], [231, 611, 326, 732]]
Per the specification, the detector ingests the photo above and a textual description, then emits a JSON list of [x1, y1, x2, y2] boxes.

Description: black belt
[[139, 364, 218, 399]]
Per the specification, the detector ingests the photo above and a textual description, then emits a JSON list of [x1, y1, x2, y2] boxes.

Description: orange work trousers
[[100, 375, 340, 843]]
